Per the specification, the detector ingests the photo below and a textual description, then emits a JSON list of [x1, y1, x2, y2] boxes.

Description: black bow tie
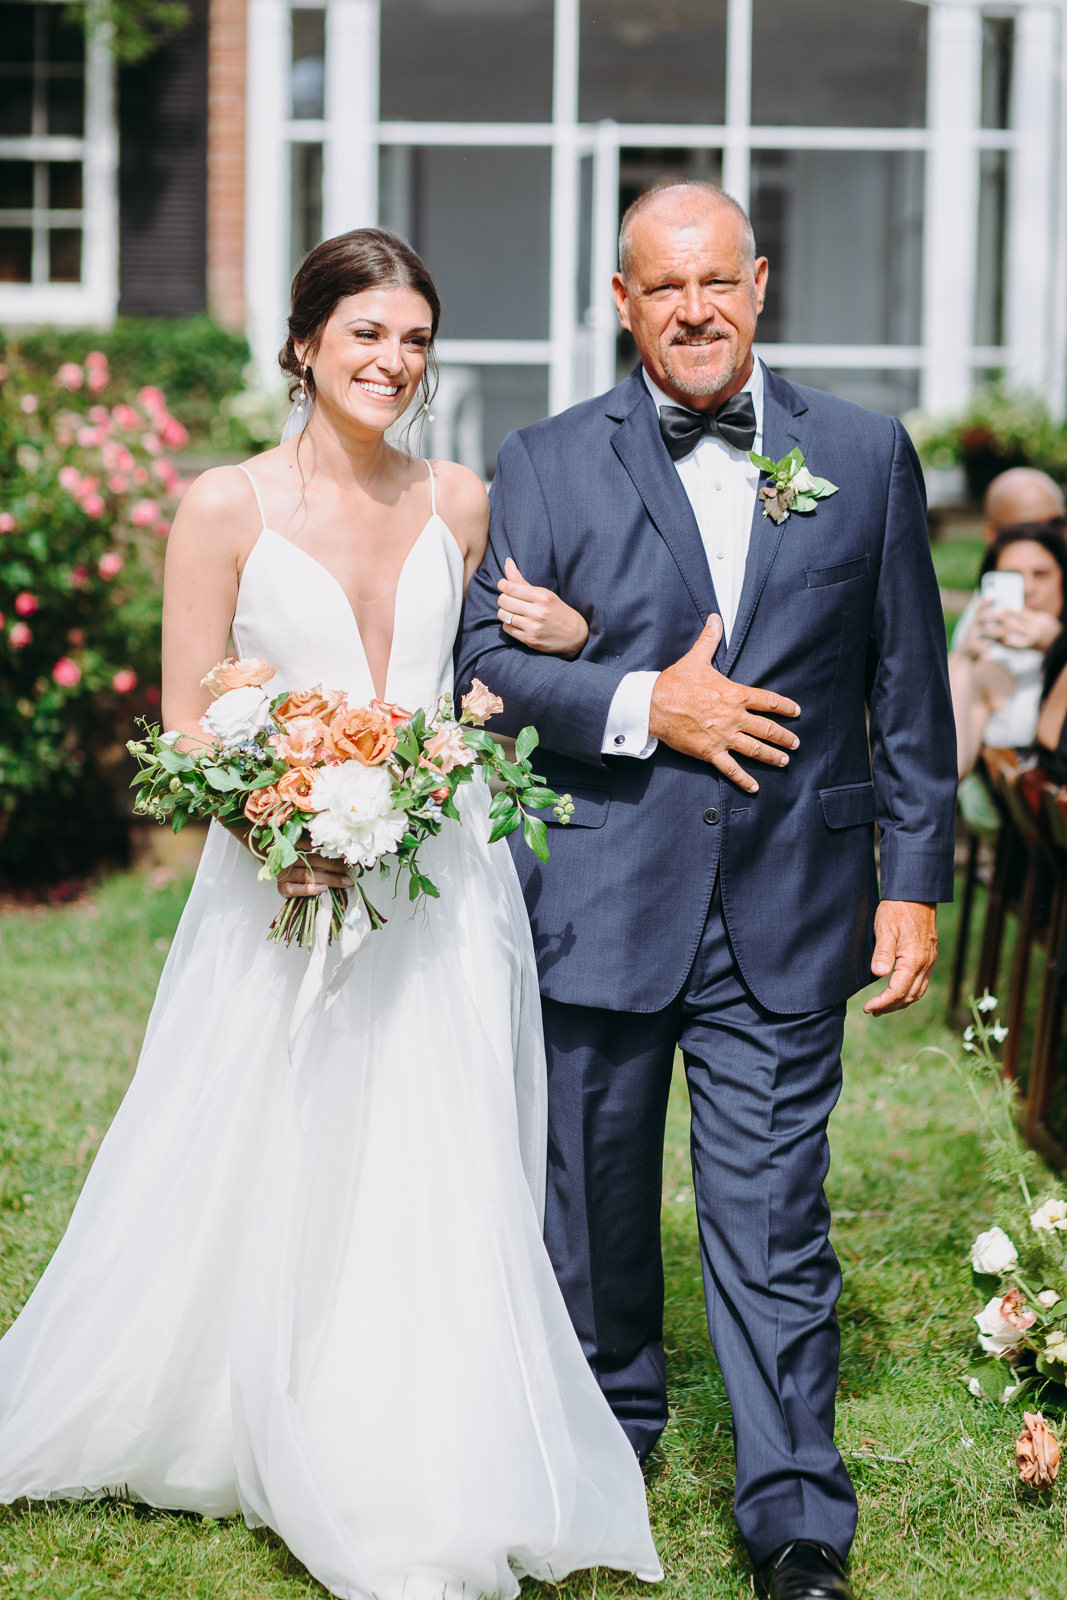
[[658, 392, 757, 460]]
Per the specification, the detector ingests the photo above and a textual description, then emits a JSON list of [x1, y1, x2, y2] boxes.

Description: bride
[[0, 229, 662, 1600]]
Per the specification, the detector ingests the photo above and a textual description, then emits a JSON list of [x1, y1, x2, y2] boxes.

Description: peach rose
[[276, 767, 321, 812], [423, 723, 475, 775], [243, 784, 294, 828], [274, 684, 347, 724], [324, 704, 397, 767], [269, 714, 330, 767], [370, 698, 413, 728], [1017, 1412, 1060, 1488], [461, 679, 504, 726], [201, 656, 275, 697]]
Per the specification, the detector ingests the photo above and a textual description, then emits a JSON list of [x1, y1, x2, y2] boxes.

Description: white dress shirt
[[601, 360, 766, 758]]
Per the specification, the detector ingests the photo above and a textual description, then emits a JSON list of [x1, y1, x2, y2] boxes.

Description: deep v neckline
[[246, 516, 439, 702]]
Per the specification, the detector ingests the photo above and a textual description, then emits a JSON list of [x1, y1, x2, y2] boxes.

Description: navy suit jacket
[[456, 363, 957, 1015]]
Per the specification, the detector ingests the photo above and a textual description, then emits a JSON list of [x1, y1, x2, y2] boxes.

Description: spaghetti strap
[[237, 464, 268, 532], [426, 459, 437, 518]]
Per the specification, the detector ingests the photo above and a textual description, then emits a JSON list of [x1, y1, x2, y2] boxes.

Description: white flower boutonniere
[[749, 446, 839, 525]]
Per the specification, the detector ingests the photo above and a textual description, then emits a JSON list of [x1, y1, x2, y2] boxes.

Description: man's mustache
[[670, 328, 729, 345]]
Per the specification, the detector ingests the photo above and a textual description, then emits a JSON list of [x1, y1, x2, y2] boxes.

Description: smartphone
[[980, 570, 1025, 613]]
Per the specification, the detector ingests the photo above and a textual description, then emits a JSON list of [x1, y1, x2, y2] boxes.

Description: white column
[[1054, 0, 1067, 419], [920, 3, 982, 413], [324, 0, 379, 237], [82, 31, 118, 324], [590, 120, 620, 396], [549, 0, 579, 415], [245, 0, 290, 382], [722, 0, 751, 209], [1006, 3, 1061, 404]]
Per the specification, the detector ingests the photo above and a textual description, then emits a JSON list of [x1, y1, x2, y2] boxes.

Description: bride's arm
[[433, 461, 588, 658]]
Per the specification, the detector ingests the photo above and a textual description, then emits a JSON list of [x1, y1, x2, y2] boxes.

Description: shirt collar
[[642, 356, 765, 449]]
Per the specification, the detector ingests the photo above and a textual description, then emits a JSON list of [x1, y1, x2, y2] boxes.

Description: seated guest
[[950, 524, 1067, 778]]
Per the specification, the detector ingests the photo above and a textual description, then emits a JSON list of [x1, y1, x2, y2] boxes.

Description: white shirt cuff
[[603, 671, 659, 759]]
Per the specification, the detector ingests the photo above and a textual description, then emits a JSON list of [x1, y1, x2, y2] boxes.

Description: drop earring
[[281, 364, 314, 442]]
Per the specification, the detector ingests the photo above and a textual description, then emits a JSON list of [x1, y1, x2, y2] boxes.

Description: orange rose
[[370, 698, 412, 728], [243, 784, 294, 827], [324, 704, 397, 766], [1017, 1412, 1061, 1487], [276, 766, 321, 811], [201, 655, 275, 696], [274, 684, 346, 723], [269, 713, 330, 766]]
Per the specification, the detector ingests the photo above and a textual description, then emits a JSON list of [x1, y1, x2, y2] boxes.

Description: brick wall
[[207, 0, 247, 331]]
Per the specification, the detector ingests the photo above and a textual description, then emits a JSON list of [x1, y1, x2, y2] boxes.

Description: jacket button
[[703, 807, 720, 825]]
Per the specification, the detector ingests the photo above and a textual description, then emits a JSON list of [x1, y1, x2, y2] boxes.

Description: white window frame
[[245, 0, 1066, 421], [0, 9, 117, 327]]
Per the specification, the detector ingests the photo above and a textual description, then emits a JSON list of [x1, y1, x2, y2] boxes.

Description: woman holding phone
[[950, 523, 1067, 777]]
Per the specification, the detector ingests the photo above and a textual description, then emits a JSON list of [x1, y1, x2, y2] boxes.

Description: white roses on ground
[[200, 685, 274, 747], [308, 762, 407, 869], [970, 1225, 1019, 1275], [1030, 1198, 1067, 1233]]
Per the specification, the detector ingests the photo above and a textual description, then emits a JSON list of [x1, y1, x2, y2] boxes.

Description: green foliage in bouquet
[[0, 352, 185, 881]]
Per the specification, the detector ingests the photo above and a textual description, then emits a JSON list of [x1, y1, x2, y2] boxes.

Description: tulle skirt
[[0, 789, 661, 1599]]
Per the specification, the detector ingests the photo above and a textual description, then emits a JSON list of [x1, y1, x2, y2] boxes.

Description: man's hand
[[648, 614, 800, 793], [863, 900, 937, 1015]]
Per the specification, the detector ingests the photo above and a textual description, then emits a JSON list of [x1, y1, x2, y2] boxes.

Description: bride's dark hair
[[280, 228, 442, 419]]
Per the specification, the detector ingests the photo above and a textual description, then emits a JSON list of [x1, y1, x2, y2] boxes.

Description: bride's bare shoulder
[[429, 460, 488, 550], [167, 462, 263, 561]]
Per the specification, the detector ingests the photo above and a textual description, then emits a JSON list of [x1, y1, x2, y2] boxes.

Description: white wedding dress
[[0, 463, 661, 1600]]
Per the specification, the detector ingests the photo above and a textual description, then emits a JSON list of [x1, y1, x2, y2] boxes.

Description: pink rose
[[85, 350, 108, 371], [87, 369, 109, 393], [55, 362, 84, 391], [0, 513, 16, 534], [112, 668, 138, 693], [88, 405, 111, 425], [423, 723, 475, 774], [132, 466, 148, 486], [70, 565, 89, 589], [160, 417, 188, 448], [58, 464, 83, 494], [461, 678, 505, 725], [81, 492, 105, 519], [138, 385, 166, 415], [14, 592, 38, 617], [141, 433, 162, 456], [154, 517, 172, 538], [20, 394, 38, 414], [67, 627, 86, 646], [98, 551, 123, 579], [9, 622, 32, 648], [108, 474, 129, 494], [146, 685, 161, 706], [52, 657, 81, 687], [200, 655, 275, 696], [112, 404, 138, 430], [131, 499, 158, 527]]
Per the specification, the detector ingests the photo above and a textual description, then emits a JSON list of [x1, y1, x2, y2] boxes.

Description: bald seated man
[[983, 467, 1065, 544]]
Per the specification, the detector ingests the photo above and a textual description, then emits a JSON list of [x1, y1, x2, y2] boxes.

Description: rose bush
[[0, 351, 185, 880]]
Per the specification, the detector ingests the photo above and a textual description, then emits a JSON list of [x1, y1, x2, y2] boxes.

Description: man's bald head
[[618, 182, 756, 283], [983, 467, 1066, 542]]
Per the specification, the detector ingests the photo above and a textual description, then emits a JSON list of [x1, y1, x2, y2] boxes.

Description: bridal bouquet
[[128, 658, 571, 952]]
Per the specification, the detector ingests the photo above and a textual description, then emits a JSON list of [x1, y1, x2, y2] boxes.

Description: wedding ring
[[502, 611, 514, 626]]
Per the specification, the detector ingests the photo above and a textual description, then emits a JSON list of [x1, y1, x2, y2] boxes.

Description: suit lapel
[[609, 370, 722, 640], [724, 364, 807, 672]]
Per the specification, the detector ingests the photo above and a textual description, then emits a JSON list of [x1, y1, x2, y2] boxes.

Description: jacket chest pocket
[[805, 554, 870, 589]]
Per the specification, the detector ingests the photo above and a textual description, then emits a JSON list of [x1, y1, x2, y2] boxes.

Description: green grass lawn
[[1, 875, 1064, 1599], [931, 537, 985, 597]]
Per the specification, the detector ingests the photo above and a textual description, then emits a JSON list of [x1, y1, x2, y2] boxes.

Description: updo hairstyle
[[279, 228, 442, 415]]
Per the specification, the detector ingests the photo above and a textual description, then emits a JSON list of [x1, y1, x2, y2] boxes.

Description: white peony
[[307, 760, 407, 869], [200, 685, 273, 747], [975, 1295, 1027, 1357], [971, 1225, 1019, 1275], [1030, 1198, 1067, 1233]]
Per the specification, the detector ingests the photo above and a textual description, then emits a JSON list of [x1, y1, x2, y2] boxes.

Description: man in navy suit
[[457, 182, 956, 1600]]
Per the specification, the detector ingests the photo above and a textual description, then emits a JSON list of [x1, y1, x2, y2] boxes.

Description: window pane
[[291, 8, 325, 120], [0, 80, 33, 137], [49, 226, 81, 280], [975, 152, 1008, 347], [46, 75, 85, 136], [751, 150, 924, 346], [290, 143, 323, 273], [0, 3, 35, 61], [379, 147, 551, 341], [0, 160, 34, 209], [45, 5, 86, 63], [48, 160, 83, 209], [0, 227, 33, 281], [430, 364, 549, 480], [772, 367, 919, 419], [380, 0, 553, 123], [580, 2, 726, 124], [981, 17, 1013, 131], [751, 0, 926, 128]]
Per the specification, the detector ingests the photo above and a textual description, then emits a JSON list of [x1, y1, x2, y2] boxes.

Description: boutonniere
[[749, 447, 839, 525]]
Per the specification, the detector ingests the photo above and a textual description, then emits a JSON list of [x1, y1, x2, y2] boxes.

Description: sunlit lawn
[[1, 874, 1065, 1599]]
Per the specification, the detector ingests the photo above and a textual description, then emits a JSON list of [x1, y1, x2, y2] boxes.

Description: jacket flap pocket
[[547, 786, 609, 828], [820, 782, 876, 830], [805, 555, 870, 589]]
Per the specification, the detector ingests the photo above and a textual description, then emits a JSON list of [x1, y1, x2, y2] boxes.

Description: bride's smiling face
[[298, 286, 434, 432]]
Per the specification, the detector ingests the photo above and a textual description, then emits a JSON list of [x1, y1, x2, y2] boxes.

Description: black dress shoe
[[757, 1539, 855, 1600]]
